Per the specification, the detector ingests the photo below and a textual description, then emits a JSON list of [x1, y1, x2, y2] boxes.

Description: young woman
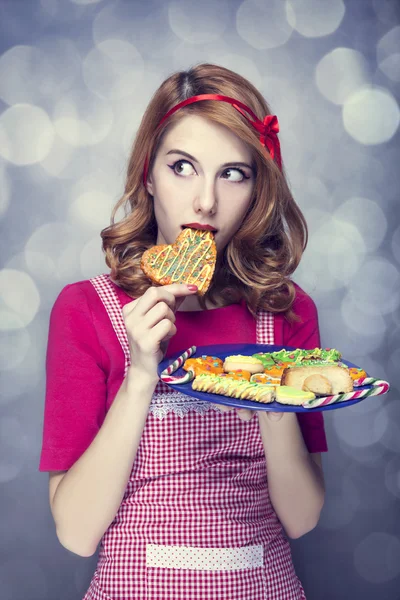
[[39, 63, 327, 600]]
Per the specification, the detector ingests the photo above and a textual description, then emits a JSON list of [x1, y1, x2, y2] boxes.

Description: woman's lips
[[181, 223, 218, 232]]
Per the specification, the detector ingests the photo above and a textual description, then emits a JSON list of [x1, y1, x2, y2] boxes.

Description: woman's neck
[[177, 294, 220, 312]]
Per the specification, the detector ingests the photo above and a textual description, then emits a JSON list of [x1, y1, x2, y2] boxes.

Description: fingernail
[[187, 285, 198, 291]]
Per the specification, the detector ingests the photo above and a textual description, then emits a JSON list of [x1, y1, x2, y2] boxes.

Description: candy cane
[[160, 346, 196, 384], [302, 378, 390, 409]]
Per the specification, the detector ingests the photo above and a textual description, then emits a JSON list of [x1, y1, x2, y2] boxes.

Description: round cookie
[[223, 355, 264, 374], [275, 386, 316, 405]]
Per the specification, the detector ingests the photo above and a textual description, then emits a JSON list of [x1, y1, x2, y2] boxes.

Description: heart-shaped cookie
[[140, 228, 217, 295]]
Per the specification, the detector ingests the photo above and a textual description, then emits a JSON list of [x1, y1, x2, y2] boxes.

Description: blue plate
[[158, 343, 373, 413]]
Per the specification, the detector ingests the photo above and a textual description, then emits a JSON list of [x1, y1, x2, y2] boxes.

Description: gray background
[[0, 0, 400, 598]]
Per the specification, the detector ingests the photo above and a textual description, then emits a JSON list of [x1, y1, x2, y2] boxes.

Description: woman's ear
[[146, 174, 154, 196]]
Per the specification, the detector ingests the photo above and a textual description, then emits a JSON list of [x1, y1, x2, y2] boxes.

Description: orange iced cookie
[[263, 365, 286, 379], [348, 367, 367, 381], [220, 369, 252, 381], [184, 355, 224, 376]]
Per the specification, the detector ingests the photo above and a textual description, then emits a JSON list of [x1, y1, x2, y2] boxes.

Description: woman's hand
[[122, 283, 198, 383], [216, 404, 284, 421]]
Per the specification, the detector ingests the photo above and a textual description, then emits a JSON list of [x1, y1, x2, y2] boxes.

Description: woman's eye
[[170, 160, 196, 176], [222, 168, 248, 182]]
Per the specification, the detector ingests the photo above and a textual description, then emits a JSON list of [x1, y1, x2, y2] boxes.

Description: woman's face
[[146, 114, 256, 252]]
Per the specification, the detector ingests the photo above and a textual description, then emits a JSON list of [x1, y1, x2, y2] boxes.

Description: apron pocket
[[146, 543, 267, 600]]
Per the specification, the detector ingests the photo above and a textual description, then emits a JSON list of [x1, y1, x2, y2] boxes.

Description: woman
[[39, 63, 327, 599]]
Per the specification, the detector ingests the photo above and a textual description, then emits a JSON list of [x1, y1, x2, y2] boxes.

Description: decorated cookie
[[252, 353, 276, 369], [275, 386, 316, 405], [220, 369, 252, 381], [223, 355, 264, 374], [348, 367, 368, 381], [250, 373, 279, 385], [263, 365, 286, 379], [192, 373, 275, 404], [140, 228, 217, 295], [183, 355, 224, 376]]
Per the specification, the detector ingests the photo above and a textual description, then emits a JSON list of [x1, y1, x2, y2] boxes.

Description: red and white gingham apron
[[83, 274, 306, 600]]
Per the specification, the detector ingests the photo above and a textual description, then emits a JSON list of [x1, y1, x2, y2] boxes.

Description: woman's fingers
[[123, 284, 197, 318], [236, 408, 254, 421], [214, 404, 254, 421]]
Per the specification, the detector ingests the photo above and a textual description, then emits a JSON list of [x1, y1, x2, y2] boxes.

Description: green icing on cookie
[[252, 353, 275, 368]]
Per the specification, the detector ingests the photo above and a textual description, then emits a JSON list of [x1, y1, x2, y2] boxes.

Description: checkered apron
[[83, 274, 306, 600]]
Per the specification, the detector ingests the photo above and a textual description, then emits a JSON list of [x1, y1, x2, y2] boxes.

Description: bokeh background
[[0, 0, 399, 598]]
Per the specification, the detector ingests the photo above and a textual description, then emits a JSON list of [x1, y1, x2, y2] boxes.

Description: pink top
[[39, 277, 327, 472]]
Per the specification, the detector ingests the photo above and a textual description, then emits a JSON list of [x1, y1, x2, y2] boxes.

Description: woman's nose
[[193, 181, 218, 215]]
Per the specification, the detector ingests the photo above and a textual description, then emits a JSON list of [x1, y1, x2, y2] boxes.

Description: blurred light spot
[[53, 91, 113, 147], [0, 417, 28, 482], [0, 40, 80, 106], [236, 0, 293, 50], [315, 48, 370, 105], [172, 40, 232, 72], [93, 4, 181, 61], [380, 399, 400, 454], [0, 338, 43, 406], [341, 293, 386, 337], [0, 329, 31, 372], [345, 462, 396, 512], [0, 104, 55, 165], [0, 45, 44, 106], [261, 77, 299, 127], [346, 258, 400, 316], [296, 216, 367, 291], [385, 456, 400, 500], [392, 224, 400, 265], [69, 171, 119, 222], [83, 40, 144, 101], [319, 475, 360, 529], [0, 163, 10, 218], [24, 223, 82, 288], [372, 0, 400, 26], [39, 134, 75, 177], [377, 26, 400, 82], [93, 1, 135, 45], [69, 190, 113, 231], [0, 270, 40, 331], [168, 0, 230, 44], [291, 176, 331, 212], [40, 0, 60, 17], [285, 0, 345, 38], [80, 237, 106, 279], [342, 86, 400, 145], [354, 532, 400, 583], [387, 348, 400, 395], [337, 441, 387, 466], [335, 196, 387, 252], [333, 402, 388, 448], [0, 559, 48, 600], [213, 54, 262, 89], [318, 319, 386, 366]]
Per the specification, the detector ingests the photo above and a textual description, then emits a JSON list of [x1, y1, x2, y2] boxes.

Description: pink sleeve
[[283, 284, 328, 454], [38, 283, 107, 471]]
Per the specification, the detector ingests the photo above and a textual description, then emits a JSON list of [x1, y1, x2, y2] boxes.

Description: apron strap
[[256, 309, 274, 345], [89, 274, 131, 377]]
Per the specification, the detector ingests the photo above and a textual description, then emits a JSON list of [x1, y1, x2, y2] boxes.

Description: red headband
[[142, 93, 282, 186]]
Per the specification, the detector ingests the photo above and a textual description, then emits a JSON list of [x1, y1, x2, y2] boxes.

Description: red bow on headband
[[143, 94, 282, 186]]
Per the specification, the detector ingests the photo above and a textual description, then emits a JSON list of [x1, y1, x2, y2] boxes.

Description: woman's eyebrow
[[165, 149, 253, 170]]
